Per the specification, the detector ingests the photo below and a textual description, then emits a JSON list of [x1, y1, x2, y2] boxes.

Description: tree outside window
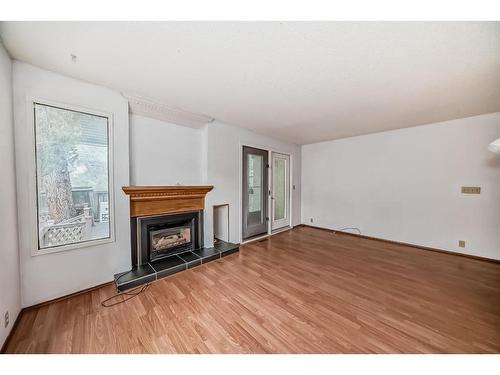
[[34, 103, 111, 250]]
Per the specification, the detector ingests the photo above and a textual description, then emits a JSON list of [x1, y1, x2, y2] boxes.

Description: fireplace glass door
[[148, 222, 193, 261]]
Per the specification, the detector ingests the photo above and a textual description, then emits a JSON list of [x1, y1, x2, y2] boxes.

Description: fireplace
[[118, 186, 239, 292], [132, 210, 203, 266]]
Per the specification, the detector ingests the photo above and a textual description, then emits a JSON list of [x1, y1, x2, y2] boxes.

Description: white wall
[[131, 116, 302, 246], [302, 113, 500, 260], [13, 62, 131, 307], [0, 43, 21, 347], [130, 114, 202, 185], [204, 121, 301, 246]]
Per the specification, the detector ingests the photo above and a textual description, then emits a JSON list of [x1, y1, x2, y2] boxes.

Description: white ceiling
[[1, 22, 499, 144]]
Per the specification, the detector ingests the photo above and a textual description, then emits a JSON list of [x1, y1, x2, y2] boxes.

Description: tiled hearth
[[118, 185, 238, 291], [114, 240, 239, 291]]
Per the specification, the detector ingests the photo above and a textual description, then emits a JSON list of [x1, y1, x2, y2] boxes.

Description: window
[[247, 154, 262, 213], [273, 157, 286, 220], [34, 102, 112, 250]]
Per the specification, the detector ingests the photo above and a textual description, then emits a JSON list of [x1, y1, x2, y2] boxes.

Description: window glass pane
[[248, 154, 262, 213], [274, 158, 286, 220], [34, 103, 110, 249]]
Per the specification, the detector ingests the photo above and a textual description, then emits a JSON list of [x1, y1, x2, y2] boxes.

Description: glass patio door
[[242, 146, 268, 240], [271, 152, 290, 230]]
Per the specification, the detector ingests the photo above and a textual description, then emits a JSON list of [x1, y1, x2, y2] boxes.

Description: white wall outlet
[[461, 186, 481, 194], [310, 218, 314, 223], [459, 240, 466, 248]]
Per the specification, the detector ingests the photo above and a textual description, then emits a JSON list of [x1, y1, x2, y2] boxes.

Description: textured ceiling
[[1, 21, 499, 144]]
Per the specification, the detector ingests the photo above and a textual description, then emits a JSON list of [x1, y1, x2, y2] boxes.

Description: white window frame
[[28, 97, 116, 256]]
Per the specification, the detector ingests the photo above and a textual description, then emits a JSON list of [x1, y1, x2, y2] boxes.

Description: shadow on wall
[[484, 154, 500, 168]]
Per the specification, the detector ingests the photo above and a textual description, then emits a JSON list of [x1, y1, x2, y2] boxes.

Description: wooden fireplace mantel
[[122, 185, 214, 217]]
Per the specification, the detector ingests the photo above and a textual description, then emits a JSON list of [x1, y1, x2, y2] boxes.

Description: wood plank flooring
[[4, 226, 500, 353]]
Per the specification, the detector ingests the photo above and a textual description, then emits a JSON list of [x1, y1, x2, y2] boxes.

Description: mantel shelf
[[122, 185, 214, 217]]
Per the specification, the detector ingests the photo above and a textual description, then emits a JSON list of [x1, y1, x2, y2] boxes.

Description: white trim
[[239, 141, 294, 243], [26, 97, 116, 256], [123, 93, 214, 129], [271, 226, 292, 235]]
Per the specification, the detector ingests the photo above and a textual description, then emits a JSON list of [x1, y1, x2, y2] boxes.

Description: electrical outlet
[[310, 218, 314, 223], [461, 186, 481, 194], [459, 240, 466, 248], [4, 311, 9, 328]]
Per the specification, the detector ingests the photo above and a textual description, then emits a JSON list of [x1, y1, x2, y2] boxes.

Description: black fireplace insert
[[131, 210, 203, 266]]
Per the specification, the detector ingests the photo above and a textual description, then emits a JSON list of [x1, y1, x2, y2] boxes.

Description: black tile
[[192, 247, 221, 263], [214, 240, 240, 257], [178, 251, 200, 262], [178, 251, 202, 268], [150, 255, 186, 278], [187, 261, 201, 269], [150, 255, 186, 271], [221, 246, 239, 257], [115, 264, 156, 291], [214, 240, 239, 253], [156, 266, 186, 279], [117, 276, 155, 291]]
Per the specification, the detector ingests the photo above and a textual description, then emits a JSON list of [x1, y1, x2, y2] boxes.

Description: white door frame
[[271, 152, 291, 231], [239, 142, 293, 243]]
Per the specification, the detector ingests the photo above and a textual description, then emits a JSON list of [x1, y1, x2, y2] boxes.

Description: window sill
[[31, 236, 115, 257]]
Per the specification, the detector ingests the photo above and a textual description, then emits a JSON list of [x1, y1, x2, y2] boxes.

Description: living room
[[0, 1, 499, 373]]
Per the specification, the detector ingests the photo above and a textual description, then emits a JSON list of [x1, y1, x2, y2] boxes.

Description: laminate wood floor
[[4, 226, 500, 353]]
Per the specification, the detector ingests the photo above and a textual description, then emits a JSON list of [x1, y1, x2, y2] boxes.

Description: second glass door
[[271, 152, 290, 231]]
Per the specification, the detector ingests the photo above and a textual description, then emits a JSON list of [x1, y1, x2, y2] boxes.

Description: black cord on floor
[[103, 246, 209, 308], [101, 283, 151, 308]]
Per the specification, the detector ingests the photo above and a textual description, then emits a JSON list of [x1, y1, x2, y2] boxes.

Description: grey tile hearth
[[114, 240, 239, 291]]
